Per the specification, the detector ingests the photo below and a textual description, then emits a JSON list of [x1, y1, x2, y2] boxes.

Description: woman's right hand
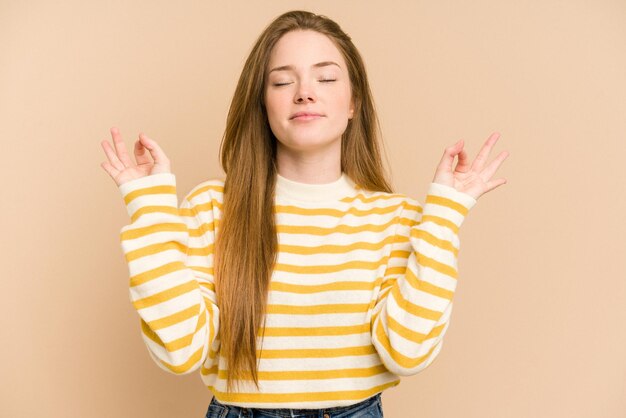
[[100, 127, 172, 187]]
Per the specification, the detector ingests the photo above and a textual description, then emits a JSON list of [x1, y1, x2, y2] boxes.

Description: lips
[[291, 112, 323, 119]]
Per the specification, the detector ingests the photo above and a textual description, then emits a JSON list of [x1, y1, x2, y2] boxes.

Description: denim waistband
[[210, 392, 382, 417]]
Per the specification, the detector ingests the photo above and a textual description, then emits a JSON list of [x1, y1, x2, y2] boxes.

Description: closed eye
[[272, 79, 337, 87]]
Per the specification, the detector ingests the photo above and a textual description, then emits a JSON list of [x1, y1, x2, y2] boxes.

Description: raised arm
[[100, 127, 220, 375], [118, 173, 220, 375], [371, 132, 508, 375], [371, 183, 476, 375]]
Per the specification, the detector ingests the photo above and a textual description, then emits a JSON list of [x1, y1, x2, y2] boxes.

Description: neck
[[274, 137, 343, 184], [275, 171, 357, 202]]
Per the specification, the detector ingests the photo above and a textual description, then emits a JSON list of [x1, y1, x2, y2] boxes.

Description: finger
[[100, 160, 120, 178], [479, 150, 509, 183], [138, 133, 169, 166], [437, 139, 464, 174], [454, 146, 471, 173], [110, 127, 134, 168], [470, 132, 500, 173], [101, 139, 125, 172], [134, 137, 152, 166], [484, 178, 508, 193]]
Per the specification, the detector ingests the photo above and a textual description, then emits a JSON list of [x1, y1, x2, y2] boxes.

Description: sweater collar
[[275, 171, 357, 202]]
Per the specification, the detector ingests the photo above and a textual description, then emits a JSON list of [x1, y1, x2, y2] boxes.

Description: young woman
[[100, 10, 508, 418]]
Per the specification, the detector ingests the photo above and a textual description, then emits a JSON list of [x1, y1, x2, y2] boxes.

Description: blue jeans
[[205, 392, 384, 418]]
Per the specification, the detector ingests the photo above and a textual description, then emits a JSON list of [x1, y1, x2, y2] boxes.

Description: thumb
[[138, 133, 171, 172], [138, 133, 161, 160], [437, 139, 463, 173], [139, 133, 153, 149], [134, 138, 151, 165]]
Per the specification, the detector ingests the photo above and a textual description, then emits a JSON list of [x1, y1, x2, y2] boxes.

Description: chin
[[278, 135, 336, 151]]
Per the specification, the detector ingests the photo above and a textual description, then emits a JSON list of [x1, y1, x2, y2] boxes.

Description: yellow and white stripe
[[118, 172, 476, 409]]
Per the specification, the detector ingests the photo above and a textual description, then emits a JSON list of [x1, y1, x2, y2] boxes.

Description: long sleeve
[[371, 182, 477, 376], [118, 172, 220, 375]]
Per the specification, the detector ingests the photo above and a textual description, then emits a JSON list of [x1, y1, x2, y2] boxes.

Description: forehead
[[267, 30, 346, 70]]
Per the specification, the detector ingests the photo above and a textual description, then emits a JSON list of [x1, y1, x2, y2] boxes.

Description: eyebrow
[[268, 61, 342, 74]]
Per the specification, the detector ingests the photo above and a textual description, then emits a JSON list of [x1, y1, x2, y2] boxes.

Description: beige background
[[1, 1, 624, 417]]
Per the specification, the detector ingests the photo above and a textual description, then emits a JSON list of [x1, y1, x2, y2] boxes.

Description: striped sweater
[[118, 171, 477, 409]]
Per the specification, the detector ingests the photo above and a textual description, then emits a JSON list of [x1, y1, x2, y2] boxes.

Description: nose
[[294, 81, 316, 103]]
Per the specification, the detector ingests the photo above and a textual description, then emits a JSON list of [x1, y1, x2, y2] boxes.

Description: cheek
[[264, 97, 285, 134], [333, 86, 351, 109], [264, 100, 278, 121], [265, 93, 285, 119]]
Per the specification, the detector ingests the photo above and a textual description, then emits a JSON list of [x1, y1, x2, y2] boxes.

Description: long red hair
[[214, 9, 394, 393]]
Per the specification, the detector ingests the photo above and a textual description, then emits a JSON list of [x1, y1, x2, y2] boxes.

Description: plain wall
[[1, 1, 624, 417]]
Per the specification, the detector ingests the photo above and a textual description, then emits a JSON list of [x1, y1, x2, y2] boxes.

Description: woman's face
[[264, 30, 354, 154]]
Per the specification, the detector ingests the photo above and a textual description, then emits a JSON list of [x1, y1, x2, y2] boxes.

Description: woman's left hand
[[432, 132, 509, 200]]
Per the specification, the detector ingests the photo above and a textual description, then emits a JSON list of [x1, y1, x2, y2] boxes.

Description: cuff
[[118, 173, 178, 219], [422, 182, 477, 230]]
